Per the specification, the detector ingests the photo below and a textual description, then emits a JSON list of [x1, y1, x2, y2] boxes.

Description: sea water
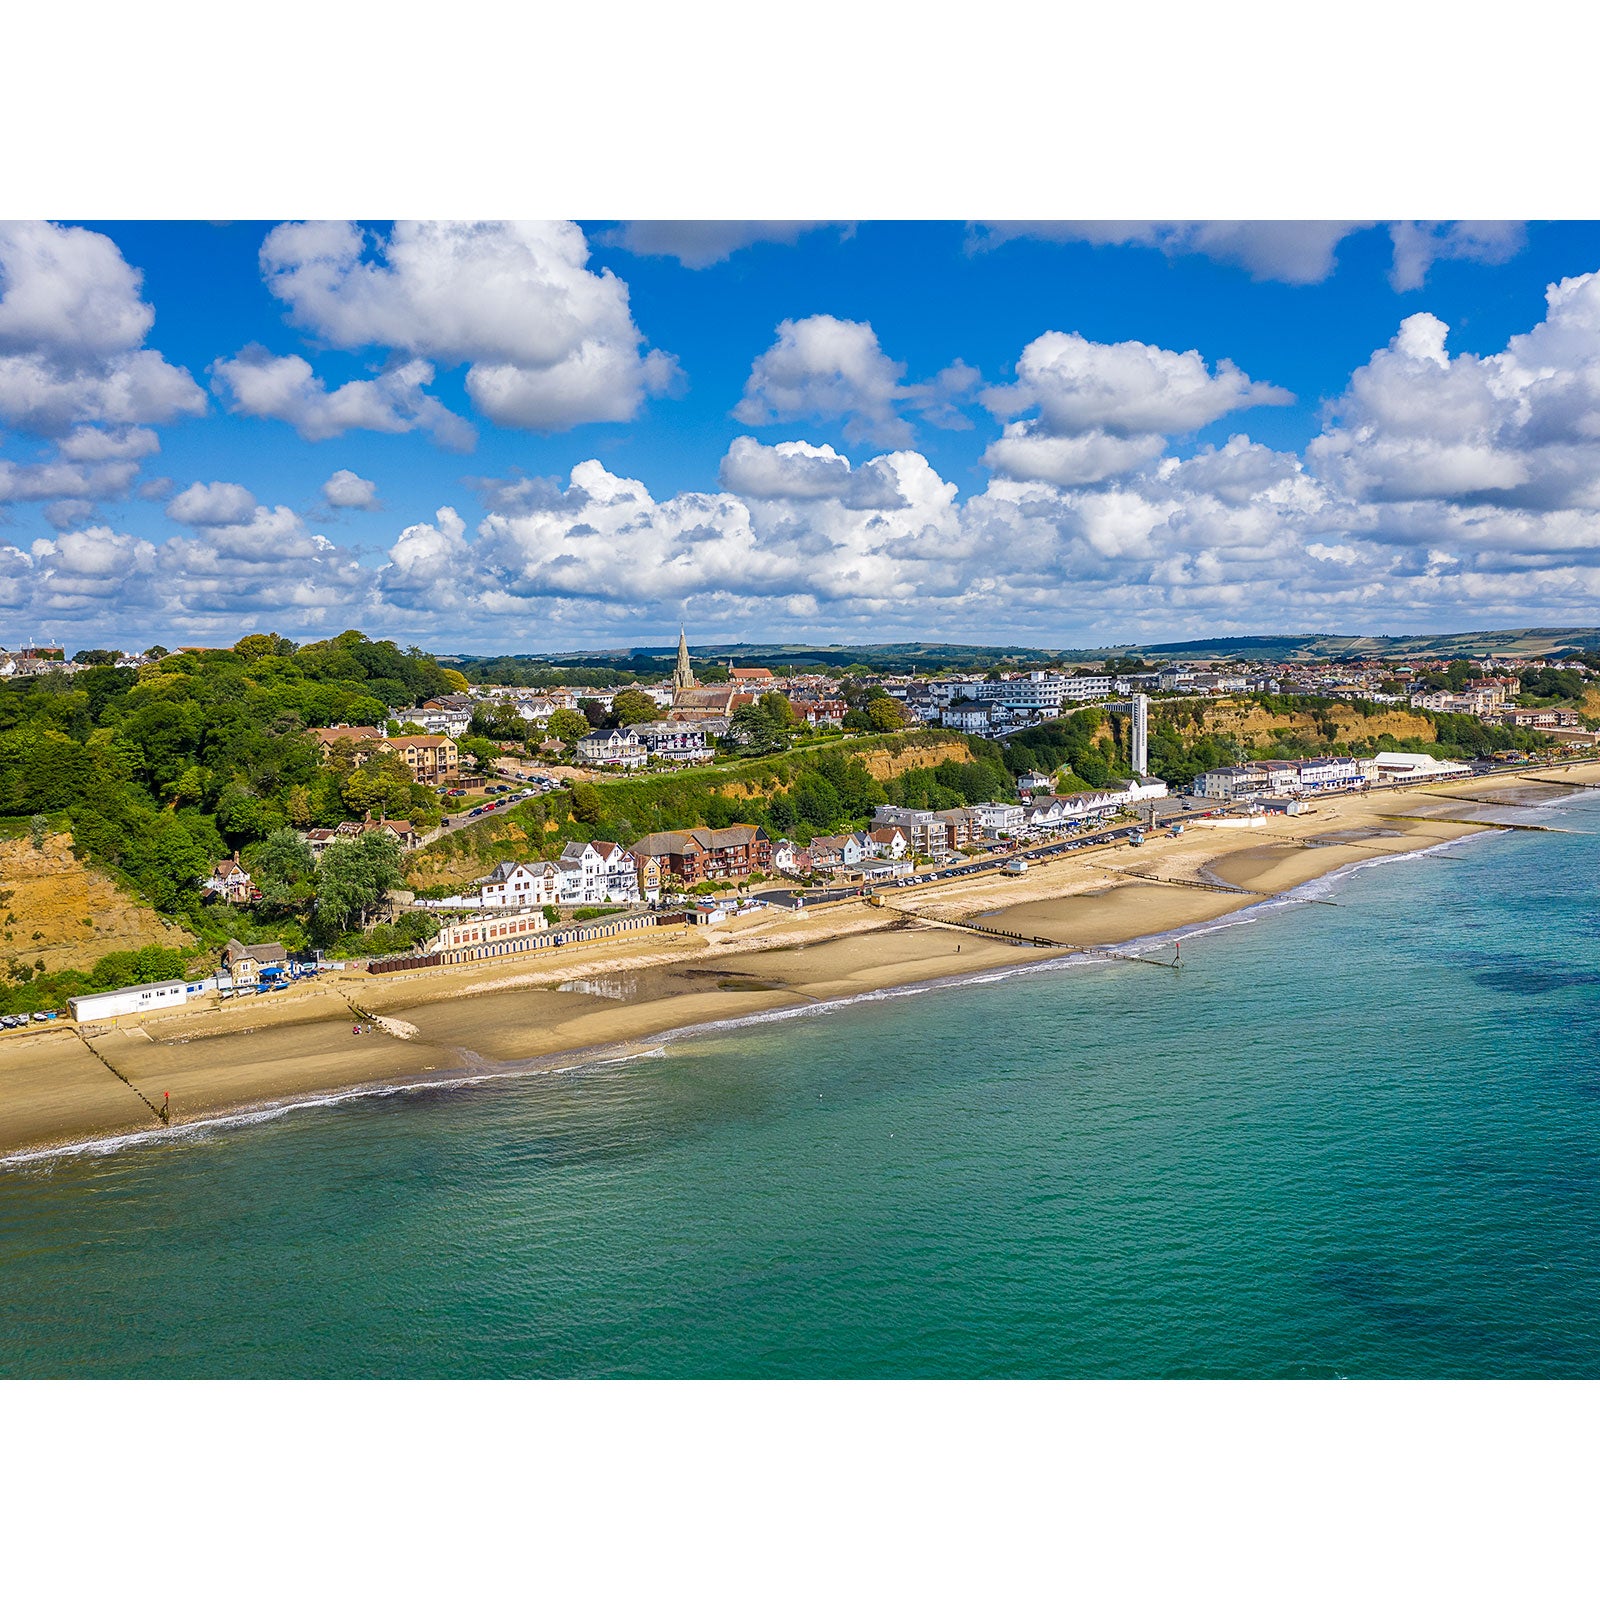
[[4, 792, 1600, 1378]]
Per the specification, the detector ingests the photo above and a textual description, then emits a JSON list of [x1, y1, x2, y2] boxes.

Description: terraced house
[[624, 721, 713, 763]]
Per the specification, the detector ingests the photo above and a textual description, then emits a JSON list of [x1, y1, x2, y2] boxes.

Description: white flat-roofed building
[[69, 979, 202, 1024], [1059, 675, 1115, 702], [971, 801, 1027, 836], [971, 675, 1066, 714], [1364, 751, 1474, 784]]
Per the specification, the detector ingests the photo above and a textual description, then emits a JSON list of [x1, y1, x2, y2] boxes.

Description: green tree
[[457, 734, 502, 772], [313, 830, 406, 935], [759, 691, 795, 729], [569, 783, 603, 827], [250, 827, 317, 915], [286, 783, 314, 827], [547, 708, 590, 744], [146, 819, 211, 913], [610, 687, 660, 726], [730, 702, 785, 753], [865, 697, 908, 732], [29, 813, 48, 849], [343, 752, 419, 817], [169, 764, 206, 805]]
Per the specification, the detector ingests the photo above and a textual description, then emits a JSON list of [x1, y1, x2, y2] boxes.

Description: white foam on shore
[[1, 802, 1570, 1174]]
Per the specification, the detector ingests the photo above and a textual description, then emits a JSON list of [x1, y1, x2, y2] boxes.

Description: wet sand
[[4, 761, 1595, 1162]]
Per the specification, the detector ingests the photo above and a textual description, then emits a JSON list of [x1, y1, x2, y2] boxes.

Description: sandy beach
[[4, 761, 1595, 1163]]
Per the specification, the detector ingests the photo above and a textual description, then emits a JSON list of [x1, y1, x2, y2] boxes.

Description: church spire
[[671, 627, 696, 691]]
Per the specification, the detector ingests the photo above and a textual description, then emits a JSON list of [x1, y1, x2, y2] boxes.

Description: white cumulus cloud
[[1311, 275, 1600, 512], [210, 348, 475, 450], [322, 468, 379, 510], [255, 221, 678, 433], [166, 480, 259, 526], [734, 315, 977, 447], [717, 437, 907, 508], [981, 330, 1291, 486], [0, 222, 205, 437]]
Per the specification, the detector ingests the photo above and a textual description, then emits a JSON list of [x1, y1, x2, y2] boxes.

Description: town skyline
[[7, 221, 1600, 652]]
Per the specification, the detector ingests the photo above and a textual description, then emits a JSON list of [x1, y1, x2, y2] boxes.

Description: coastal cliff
[[0, 830, 195, 975]]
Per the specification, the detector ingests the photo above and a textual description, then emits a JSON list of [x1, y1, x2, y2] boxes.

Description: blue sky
[[6, 218, 1600, 653]]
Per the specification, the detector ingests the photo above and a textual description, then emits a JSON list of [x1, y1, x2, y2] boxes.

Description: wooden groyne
[[1373, 812, 1563, 834], [76, 1031, 168, 1127], [891, 907, 1068, 948], [1411, 790, 1559, 810], [890, 906, 1180, 968], [1105, 866, 1258, 896]]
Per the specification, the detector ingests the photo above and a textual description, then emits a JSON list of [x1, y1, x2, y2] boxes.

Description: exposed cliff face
[[1200, 702, 1438, 748], [0, 831, 195, 974], [853, 737, 974, 780]]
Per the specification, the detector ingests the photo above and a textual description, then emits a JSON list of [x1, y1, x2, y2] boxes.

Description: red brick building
[[628, 824, 772, 883]]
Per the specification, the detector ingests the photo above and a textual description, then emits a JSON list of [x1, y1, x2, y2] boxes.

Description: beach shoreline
[[4, 763, 1596, 1167]]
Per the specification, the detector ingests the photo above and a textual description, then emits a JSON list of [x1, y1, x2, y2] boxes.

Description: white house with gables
[[575, 728, 647, 769], [556, 840, 642, 905], [480, 860, 560, 908]]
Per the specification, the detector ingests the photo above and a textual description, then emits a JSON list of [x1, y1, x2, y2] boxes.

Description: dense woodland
[[0, 631, 460, 942]]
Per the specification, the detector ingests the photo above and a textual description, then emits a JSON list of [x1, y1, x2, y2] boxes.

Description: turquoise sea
[[5, 791, 1600, 1379]]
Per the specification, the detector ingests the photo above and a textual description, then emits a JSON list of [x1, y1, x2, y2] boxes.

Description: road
[[746, 815, 1173, 910]]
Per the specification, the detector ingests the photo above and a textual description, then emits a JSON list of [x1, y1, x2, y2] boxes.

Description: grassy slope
[[405, 730, 976, 892]]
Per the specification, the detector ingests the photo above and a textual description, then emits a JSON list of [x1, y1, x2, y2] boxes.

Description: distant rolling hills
[[447, 627, 1600, 674], [1130, 628, 1600, 661]]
